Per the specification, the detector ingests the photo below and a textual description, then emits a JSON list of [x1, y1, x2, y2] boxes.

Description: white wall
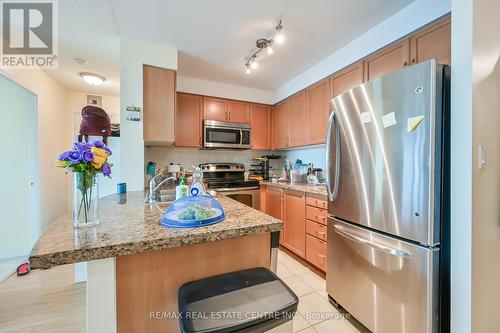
[[469, 0, 500, 330], [275, 0, 451, 102], [177, 75, 274, 104], [67, 92, 121, 198], [1, 68, 70, 238], [120, 39, 177, 191]]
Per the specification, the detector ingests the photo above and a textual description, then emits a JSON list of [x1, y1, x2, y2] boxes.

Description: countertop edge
[[29, 222, 282, 270]]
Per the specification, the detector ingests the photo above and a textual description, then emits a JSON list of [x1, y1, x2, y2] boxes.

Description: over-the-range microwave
[[203, 120, 251, 149]]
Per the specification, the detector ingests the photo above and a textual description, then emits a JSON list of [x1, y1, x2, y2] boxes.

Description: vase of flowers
[[58, 141, 112, 228]]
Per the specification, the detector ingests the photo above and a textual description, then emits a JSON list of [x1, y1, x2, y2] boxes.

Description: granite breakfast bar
[[29, 191, 282, 333]]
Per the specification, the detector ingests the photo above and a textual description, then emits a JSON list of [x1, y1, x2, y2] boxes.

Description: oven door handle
[[214, 186, 260, 192]]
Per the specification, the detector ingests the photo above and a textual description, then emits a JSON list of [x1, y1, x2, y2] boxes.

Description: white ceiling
[[45, 0, 120, 96], [47, 0, 415, 96]]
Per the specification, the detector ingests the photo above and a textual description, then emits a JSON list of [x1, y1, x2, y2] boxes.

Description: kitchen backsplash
[[144, 147, 276, 172], [144, 145, 327, 179]]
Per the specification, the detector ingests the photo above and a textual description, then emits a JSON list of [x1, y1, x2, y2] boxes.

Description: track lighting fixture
[[244, 19, 284, 74]]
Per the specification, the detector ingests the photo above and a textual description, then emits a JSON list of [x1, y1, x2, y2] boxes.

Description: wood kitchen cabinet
[[203, 97, 227, 122], [288, 91, 307, 147], [250, 103, 271, 150], [274, 100, 290, 149], [331, 62, 364, 99], [227, 100, 250, 123], [410, 17, 451, 65], [266, 186, 284, 245], [363, 39, 410, 82], [143, 65, 176, 144], [306, 79, 330, 145], [175, 93, 202, 147], [283, 189, 306, 258]]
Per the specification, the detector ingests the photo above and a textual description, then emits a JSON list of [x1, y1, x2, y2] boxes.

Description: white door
[[0, 74, 37, 260]]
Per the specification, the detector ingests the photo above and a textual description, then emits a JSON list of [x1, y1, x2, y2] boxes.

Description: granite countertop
[[261, 181, 328, 196], [29, 191, 282, 269]]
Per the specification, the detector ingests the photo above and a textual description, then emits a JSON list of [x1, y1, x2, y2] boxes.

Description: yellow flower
[[91, 147, 108, 169]]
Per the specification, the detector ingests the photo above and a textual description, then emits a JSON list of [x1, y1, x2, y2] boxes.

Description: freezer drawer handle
[[334, 225, 411, 258]]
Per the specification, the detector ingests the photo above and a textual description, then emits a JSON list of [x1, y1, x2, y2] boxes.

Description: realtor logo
[[1, 0, 58, 68]]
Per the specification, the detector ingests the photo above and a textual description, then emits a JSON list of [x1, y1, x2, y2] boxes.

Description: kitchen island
[[29, 191, 282, 333]]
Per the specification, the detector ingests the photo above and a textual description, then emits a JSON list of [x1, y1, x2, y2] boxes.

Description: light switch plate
[[478, 144, 486, 169]]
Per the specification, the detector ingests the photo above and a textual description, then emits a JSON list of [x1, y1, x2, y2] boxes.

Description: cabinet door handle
[[411, 58, 416, 64], [316, 253, 326, 260], [403, 61, 408, 66]]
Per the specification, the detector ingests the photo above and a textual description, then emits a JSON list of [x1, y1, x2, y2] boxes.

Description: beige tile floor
[[277, 249, 368, 333]]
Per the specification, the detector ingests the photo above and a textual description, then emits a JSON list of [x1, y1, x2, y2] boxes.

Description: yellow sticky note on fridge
[[407, 116, 424, 132]]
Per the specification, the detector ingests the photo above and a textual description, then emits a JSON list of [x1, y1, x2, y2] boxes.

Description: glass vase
[[73, 172, 99, 228]]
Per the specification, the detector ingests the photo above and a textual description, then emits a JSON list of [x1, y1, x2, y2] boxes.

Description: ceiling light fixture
[[244, 19, 284, 74], [80, 72, 105, 86]]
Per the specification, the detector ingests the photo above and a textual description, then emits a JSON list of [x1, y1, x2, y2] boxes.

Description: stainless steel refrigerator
[[325, 60, 450, 333]]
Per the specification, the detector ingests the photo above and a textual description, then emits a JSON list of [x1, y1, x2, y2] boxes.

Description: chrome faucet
[[145, 171, 176, 203]]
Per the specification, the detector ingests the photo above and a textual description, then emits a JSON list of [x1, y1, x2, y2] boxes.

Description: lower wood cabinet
[[305, 234, 327, 271], [266, 186, 284, 245], [283, 189, 306, 257]]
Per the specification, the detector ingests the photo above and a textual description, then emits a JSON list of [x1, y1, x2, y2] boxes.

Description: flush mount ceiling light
[[244, 20, 284, 74], [80, 72, 105, 86]]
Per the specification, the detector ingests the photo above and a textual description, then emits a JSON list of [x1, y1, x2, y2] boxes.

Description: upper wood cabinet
[[283, 189, 306, 258], [306, 79, 330, 145], [203, 97, 227, 122], [250, 103, 271, 150], [288, 91, 307, 147], [227, 100, 250, 123], [331, 62, 364, 99], [364, 39, 410, 82], [274, 100, 290, 149], [410, 17, 451, 65], [175, 93, 202, 148], [143, 65, 176, 144]]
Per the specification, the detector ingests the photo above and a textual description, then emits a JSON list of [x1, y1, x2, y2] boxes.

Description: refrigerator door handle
[[325, 111, 340, 201], [334, 224, 412, 258]]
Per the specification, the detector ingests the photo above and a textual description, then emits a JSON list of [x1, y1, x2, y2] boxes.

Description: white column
[[86, 258, 116, 333]]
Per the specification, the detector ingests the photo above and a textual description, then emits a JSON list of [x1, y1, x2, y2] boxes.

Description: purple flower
[[92, 140, 104, 148], [73, 142, 91, 151], [102, 163, 111, 177], [68, 151, 83, 164], [82, 150, 94, 163], [58, 151, 71, 161]]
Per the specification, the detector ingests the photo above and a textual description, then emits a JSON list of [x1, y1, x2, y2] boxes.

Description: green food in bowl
[[178, 205, 216, 221]]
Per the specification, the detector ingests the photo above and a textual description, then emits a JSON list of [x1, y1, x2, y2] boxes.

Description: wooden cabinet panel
[[410, 17, 451, 65], [203, 97, 227, 121], [274, 100, 290, 149], [306, 205, 327, 225], [306, 220, 327, 241], [250, 104, 270, 150], [283, 189, 306, 258], [175, 93, 202, 147], [364, 39, 410, 82], [267, 186, 284, 245], [227, 100, 250, 123], [306, 234, 327, 271], [288, 91, 307, 147], [143, 65, 176, 144], [331, 63, 364, 99], [259, 185, 267, 213], [306, 79, 330, 145], [305, 194, 327, 210]]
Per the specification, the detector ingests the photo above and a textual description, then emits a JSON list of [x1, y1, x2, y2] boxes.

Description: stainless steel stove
[[200, 163, 260, 209]]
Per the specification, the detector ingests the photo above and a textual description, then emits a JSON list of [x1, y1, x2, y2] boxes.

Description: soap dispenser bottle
[[175, 176, 189, 200], [190, 166, 206, 195]]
